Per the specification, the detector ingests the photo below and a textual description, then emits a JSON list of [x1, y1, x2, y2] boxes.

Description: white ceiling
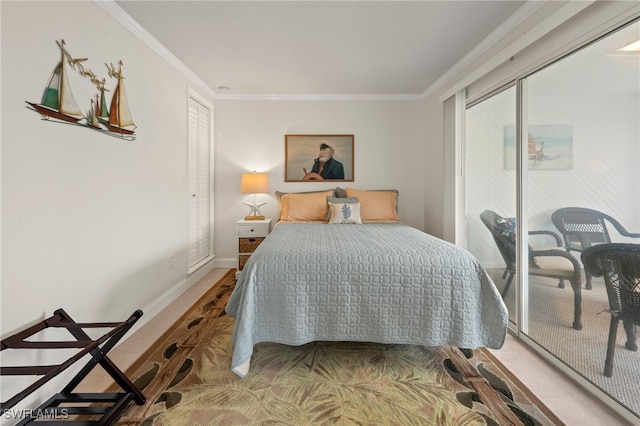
[[114, 0, 527, 97]]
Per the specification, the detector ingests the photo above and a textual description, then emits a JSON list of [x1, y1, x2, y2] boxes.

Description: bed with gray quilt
[[226, 222, 508, 378]]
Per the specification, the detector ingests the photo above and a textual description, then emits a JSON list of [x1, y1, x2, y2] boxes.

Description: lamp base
[[243, 200, 267, 221]]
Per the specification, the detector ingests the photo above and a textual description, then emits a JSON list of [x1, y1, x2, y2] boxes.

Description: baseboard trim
[[213, 257, 238, 269]]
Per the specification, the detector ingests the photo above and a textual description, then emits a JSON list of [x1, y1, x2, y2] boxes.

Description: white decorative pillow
[[328, 202, 362, 224], [326, 196, 358, 221]]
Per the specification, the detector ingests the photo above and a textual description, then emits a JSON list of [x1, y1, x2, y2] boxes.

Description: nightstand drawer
[[236, 218, 271, 278], [239, 255, 251, 270], [237, 224, 269, 237], [239, 237, 264, 253]]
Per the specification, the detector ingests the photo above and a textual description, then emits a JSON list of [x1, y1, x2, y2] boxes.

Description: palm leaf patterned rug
[[117, 270, 563, 425]]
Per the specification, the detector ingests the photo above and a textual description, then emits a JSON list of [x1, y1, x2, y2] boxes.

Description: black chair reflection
[[552, 207, 640, 290], [480, 209, 583, 330], [582, 243, 640, 377]]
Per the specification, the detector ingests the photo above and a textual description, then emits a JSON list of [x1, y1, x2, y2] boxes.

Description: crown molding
[[95, 0, 216, 100], [211, 93, 424, 101]]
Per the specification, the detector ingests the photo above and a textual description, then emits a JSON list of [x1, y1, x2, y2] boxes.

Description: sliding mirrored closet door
[[522, 19, 640, 418], [465, 86, 518, 325], [465, 18, 640, 420]]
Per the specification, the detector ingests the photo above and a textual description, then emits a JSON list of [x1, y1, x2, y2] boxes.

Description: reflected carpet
[[117, 270, 563, 426]]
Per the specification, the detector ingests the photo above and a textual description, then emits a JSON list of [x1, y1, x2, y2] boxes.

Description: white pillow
[[328, 202, 362, 224], [326, 196, 358, 221]]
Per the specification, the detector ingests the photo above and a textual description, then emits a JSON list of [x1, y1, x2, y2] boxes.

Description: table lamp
[[240, 172, 269, 220]]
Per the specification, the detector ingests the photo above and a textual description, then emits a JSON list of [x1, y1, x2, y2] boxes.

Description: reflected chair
[[480, 209, 583, 330], [527, 133, 544, 168], [582, 244, 640, 377], [552, 207, 640, 290]]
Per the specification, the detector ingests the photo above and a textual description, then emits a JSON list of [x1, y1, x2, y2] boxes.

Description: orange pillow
[[345, 188, 399, 222], [281, 190, 334, 222]]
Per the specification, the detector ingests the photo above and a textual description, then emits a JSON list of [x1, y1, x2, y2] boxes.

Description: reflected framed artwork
[[504, 125, 573, 170]]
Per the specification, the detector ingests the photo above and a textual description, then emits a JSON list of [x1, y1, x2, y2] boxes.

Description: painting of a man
[[304, 143, 345, 180], [285, 135, 353, 182]]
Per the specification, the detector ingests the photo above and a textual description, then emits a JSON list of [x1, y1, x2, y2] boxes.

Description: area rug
[[116, 270, 563, 426]]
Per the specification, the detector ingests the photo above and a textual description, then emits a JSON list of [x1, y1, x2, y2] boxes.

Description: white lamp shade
[[240, 173, 269, 194]]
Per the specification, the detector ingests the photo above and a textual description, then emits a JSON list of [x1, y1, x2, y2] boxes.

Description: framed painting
[[285, 134, 354, 182], [504, 125, 573, 170]]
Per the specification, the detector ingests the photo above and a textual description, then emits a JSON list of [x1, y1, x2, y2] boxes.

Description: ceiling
[[114, 1, 527, 97]]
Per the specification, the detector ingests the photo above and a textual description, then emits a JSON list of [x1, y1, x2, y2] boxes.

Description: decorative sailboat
[[26, 40, 84, 123], [100, 60, 136, 136], [86, 95, 102, 129], [27, 39, 137, 140], [95, 77, 110, 122]]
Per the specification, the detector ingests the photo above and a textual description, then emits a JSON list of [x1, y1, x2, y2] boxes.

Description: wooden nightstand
[[236, 218, 271, 278]]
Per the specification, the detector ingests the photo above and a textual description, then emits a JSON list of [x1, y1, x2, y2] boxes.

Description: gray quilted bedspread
[[226, 223, 508, 377]]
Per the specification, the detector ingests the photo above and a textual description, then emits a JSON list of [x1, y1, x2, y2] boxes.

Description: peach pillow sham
[[279, 190, 334, 222], [345, 188, 399, 222]]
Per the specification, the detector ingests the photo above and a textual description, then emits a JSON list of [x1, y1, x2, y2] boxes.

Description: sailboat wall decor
[[26, 39, 137, 140]]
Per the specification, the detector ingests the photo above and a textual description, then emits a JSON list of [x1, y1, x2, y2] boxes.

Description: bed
[[226, 188, 508, 378]]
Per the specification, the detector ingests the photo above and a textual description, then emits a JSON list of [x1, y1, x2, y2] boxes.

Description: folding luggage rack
[[1, 308, 146, 425]]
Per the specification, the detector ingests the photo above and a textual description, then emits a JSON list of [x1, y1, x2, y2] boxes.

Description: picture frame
[[285, 134, 354, 182], [504, 125, 573, 170]]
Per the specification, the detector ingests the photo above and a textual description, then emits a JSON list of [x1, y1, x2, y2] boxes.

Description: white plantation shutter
[[187, 91, 213, 272]]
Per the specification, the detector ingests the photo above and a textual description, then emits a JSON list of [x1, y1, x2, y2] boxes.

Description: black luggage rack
[[1, 308, 146, 425]]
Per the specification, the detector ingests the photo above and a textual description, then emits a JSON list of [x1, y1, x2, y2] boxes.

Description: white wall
[[1, 1, 213, 336], [421, 97, 446, 238], [212, 100, 431, 267]]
